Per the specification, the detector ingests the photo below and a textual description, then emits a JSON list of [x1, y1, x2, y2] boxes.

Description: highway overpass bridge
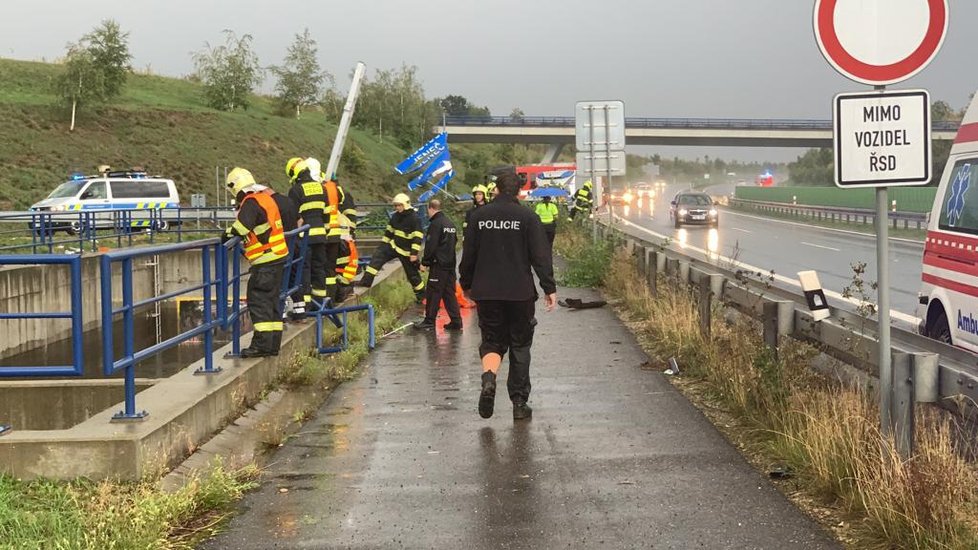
[[439, 115, 960, 149]]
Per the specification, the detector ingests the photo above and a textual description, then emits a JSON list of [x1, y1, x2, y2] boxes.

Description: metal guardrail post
[[698, 277, 713, 338], [892, 352, 914, 459], [763, 300, 795, 362], [230, 245, 242, 358], [111, 256, 148, 421], [194, 244, 221, 375], [912, 353, 939, 403], [646, 249, 658, 296]]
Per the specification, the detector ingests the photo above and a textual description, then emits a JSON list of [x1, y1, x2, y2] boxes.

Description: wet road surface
[[203, 287, 839, 549], [614, 183, 925, 322]]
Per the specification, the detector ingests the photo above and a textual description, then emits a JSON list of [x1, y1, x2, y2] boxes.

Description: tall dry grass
[[603, 247, 978, 549]]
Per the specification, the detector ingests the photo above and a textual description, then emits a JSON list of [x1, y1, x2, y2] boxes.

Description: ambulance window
[[939, 159, 978, 233]]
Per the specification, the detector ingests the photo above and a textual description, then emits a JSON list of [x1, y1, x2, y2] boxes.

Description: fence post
[[678, 260, 690, 284], [891, 352, 914, 459], [637, 245, 647, 275], [194, 244, 221, 375]]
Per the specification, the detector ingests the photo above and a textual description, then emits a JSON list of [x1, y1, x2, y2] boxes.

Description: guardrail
[[0, 202, 403, 254], [219, 225, 310, 358], [0, 255, 84, 377], [599, 219, 978, 454], [100, 239, 226, 420], [729, 197, 929, 231], [444, 115, 961, 132]]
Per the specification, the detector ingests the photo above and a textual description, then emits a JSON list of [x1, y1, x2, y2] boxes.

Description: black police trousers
[[423, 266, 462, 324], [359, 243, 424, 295], [542, 223, 556, 246], [476, 299, 536, 404], [248, 260, 286, 352]]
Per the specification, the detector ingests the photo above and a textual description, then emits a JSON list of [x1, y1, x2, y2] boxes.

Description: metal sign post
[[575, 100, 626, 241], [325, 62, 367, 180], [817, 0, 946, 437]]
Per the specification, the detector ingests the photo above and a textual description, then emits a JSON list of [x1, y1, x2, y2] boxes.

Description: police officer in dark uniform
[[224, 167, 290, 357], [460, 166, 557, 421], [414, 199, 462, 331]]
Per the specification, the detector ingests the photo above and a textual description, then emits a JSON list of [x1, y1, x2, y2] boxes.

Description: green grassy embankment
[[735, 186, 937, 213], [0, 58, 410, 209]]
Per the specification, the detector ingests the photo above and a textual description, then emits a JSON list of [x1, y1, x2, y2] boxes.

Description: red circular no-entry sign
[[814, 0, 948, 86]]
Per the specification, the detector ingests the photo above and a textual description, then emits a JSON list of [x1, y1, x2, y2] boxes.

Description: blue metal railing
[[0, 204, 399, 254], [0, 207, 235, 254], [443, 115, 962, 132], [0, 255, 84, 377], [3, 221, 380, 426], [100, 239, 225, 420]]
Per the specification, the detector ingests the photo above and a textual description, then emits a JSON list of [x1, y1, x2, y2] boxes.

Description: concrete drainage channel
[[0, 254, 401, 481]]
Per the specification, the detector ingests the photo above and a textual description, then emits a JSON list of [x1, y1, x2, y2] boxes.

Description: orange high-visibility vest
[[323, 180, 342, 237], [240, 190, 288, 264]]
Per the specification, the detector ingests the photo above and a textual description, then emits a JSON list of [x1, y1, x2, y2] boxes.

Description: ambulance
[[918, 92, 978, 350]]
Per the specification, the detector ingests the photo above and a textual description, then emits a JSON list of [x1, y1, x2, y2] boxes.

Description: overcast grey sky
[[2, 0, 976, 161]]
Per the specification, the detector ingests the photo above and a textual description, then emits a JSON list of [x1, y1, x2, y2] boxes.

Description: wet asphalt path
[[203, 287, 838, 549], [614, 184, 925, 318]]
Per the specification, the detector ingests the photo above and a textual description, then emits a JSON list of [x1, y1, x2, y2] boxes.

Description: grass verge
[[557, 222, 978, 549], [0, 458, 258, 550], [0, 276, 416, 549]]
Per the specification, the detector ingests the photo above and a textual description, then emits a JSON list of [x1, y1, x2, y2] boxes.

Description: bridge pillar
[[541, 143, 564, 164]]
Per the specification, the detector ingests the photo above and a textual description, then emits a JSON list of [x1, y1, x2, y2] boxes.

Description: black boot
[[479, 371, 496, 419], [443, 321, 463, 331], [241, 333, 274, 358], [413, 318, 436, 330], [269, 332, 282, 356], [513, 402, 533, 421]]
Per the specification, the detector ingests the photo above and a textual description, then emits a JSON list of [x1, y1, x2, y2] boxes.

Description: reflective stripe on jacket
[[236, 190, 288, 265]]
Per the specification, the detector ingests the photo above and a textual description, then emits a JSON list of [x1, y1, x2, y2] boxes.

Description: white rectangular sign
[[576, 151, 627, 177], [833, 89, 931, 187], [575, 100, 626, 152]]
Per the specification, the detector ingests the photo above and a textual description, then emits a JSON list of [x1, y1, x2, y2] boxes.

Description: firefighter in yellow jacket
[[357, 193, 425, 303], [224, 167, 290, 358]]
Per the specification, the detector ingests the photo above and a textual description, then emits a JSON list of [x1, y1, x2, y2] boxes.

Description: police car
[[918, 91, 978, 350], [30, 170, 180, 233]]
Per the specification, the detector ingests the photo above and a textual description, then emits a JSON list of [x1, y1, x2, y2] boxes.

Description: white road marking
[[731, 227, 752, 234], [613, 216, 922, 326], [721, 209, 924, 247], [801, 241, 841, 252]]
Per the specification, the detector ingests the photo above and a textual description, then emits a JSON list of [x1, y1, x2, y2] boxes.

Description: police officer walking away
[[357, 193, 426, 302], [460, 167, 557, 420], [414, 199, 462, 331], [224, 167, 290, 357]]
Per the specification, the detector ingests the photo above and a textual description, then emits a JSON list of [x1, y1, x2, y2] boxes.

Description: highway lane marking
[[720, 209, 924, 248], [801, 241, 841, 252], [731, 227, 752, 234], [612, 216, 922, 326]]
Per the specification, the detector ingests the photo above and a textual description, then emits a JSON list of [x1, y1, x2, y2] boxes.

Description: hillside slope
[[0, 58, 411, 209]]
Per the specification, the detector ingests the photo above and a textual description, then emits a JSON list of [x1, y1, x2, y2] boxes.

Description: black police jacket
[[459, 195, 556, 301], [421, 211, 458, 269]]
